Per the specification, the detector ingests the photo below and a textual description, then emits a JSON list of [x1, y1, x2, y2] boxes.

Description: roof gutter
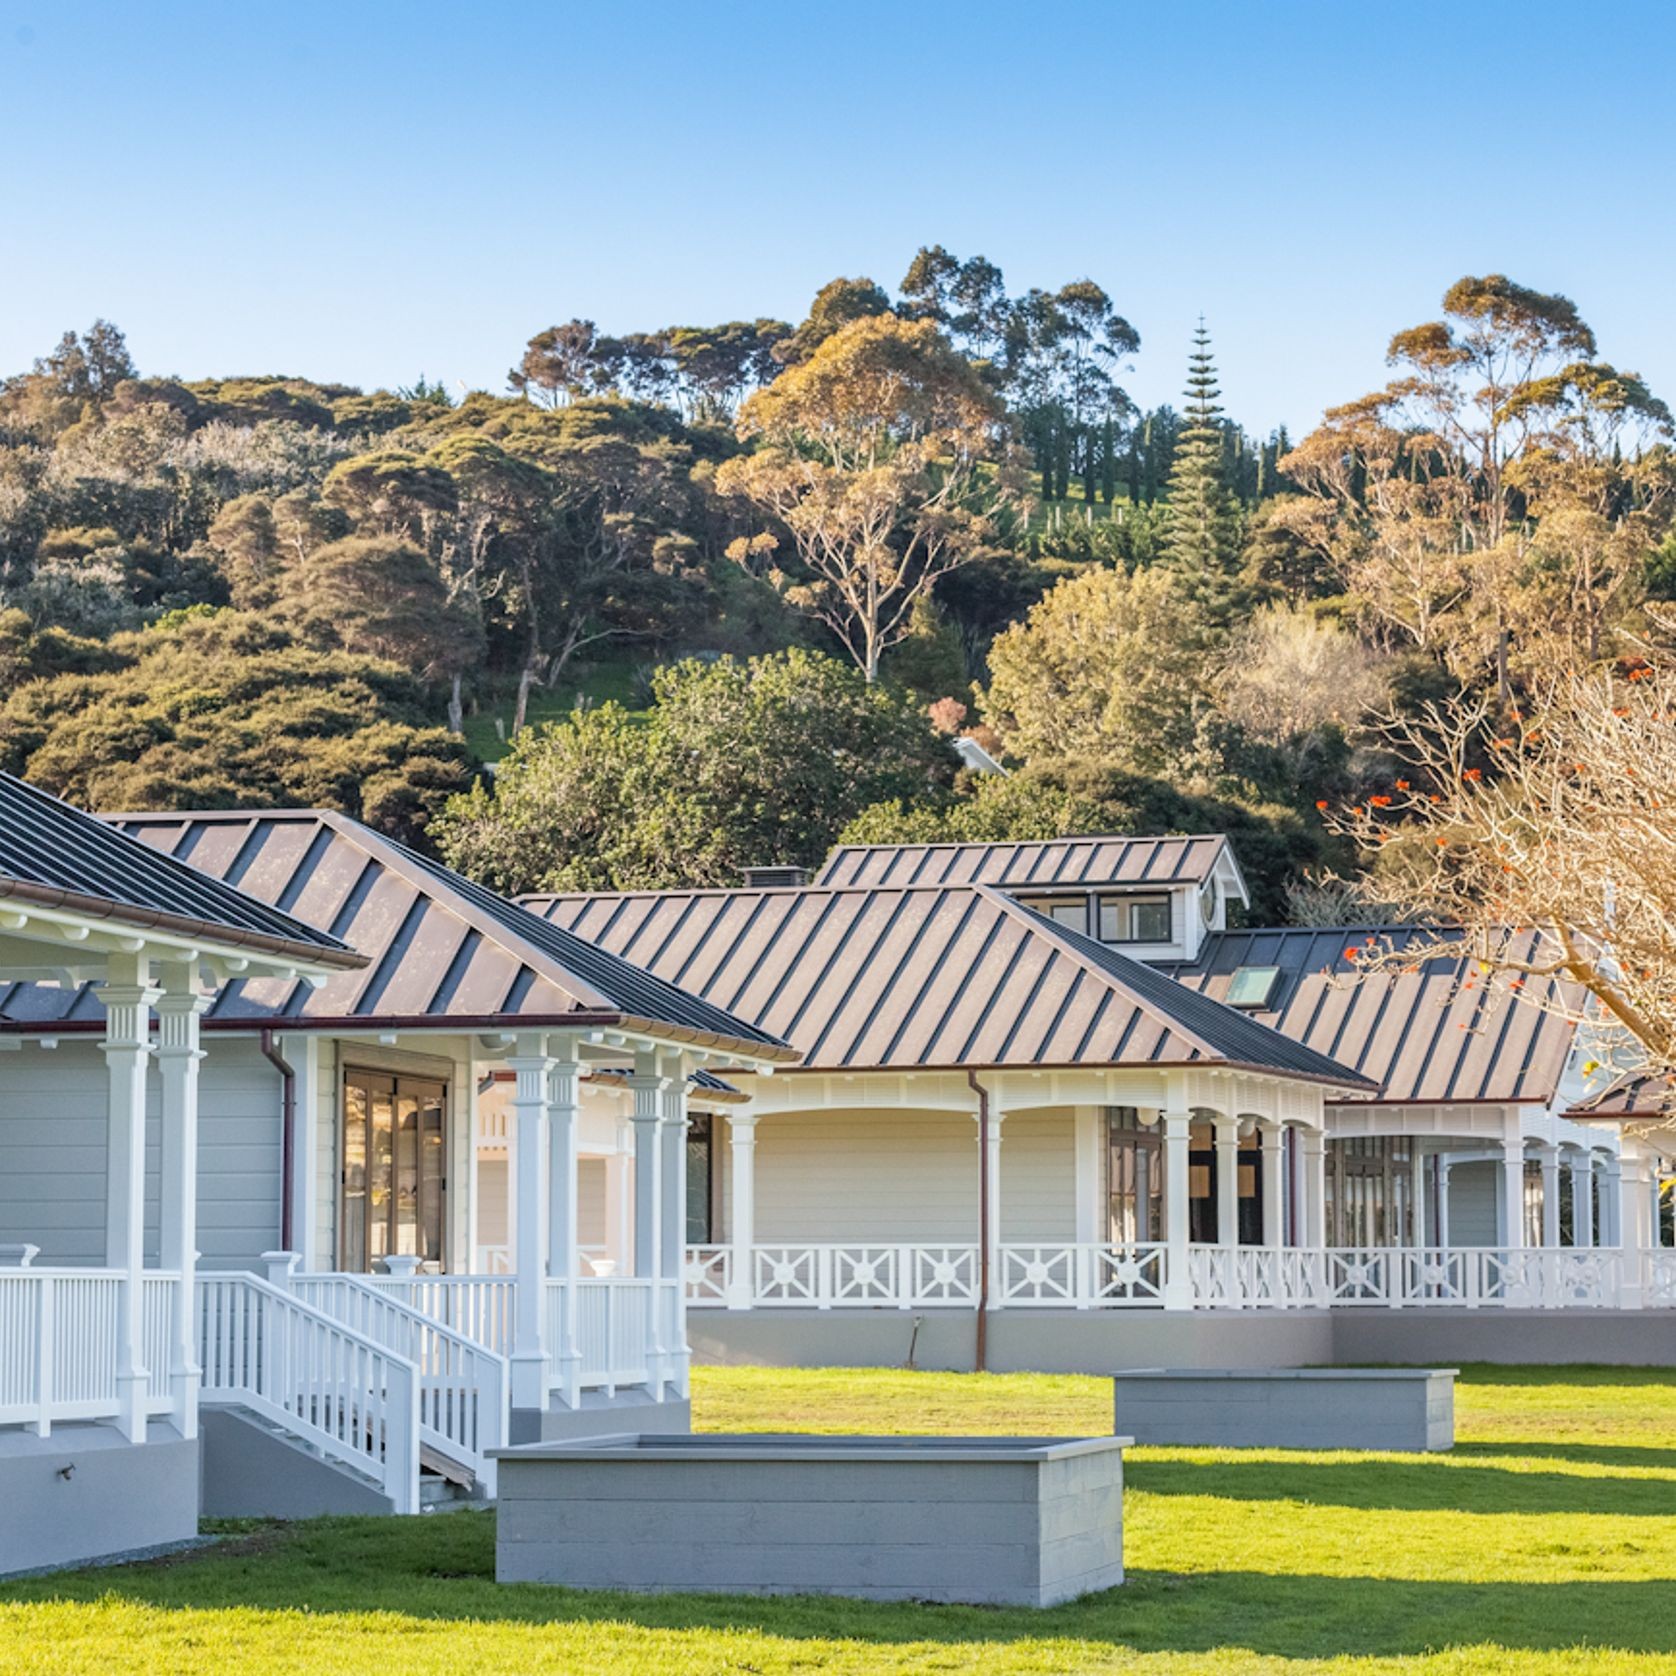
[[259, 1028, 297, 1252], [967, 1069, 991, 1374]]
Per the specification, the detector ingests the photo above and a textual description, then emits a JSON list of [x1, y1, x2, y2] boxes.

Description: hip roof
[[525, 881, 1374, 1087]]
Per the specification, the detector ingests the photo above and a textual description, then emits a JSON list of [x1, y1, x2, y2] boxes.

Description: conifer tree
[[1161, 320, 1241, 621]]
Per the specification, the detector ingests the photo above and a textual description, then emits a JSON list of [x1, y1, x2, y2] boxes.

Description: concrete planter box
[[1113, 1367, 1457, 1452], [494, 1432, 1130, 1605]]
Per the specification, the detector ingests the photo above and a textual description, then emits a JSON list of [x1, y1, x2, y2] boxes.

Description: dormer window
[[1225, 965, 1282, 1009], [1024, 896, 1090, 935], [1098, 895, 1173, 944], [1199, 876, 1218, 927]]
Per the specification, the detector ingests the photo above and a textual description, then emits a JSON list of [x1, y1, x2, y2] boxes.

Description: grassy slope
[[4, 1363, 1676, 1673]]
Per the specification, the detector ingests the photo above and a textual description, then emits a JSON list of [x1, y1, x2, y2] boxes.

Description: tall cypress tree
[[1161, 320, 1241, 621]]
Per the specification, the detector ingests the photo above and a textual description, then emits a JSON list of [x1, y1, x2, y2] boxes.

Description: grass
[[460, 654, 651, 761], [4, 1363, 1676, 1672]]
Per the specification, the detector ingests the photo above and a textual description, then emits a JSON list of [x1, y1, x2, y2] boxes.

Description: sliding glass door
[[340, 1070, 448, 1271]]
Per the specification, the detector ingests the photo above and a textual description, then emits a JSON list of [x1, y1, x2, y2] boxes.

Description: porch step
[[419, 1442, 477, 1495]]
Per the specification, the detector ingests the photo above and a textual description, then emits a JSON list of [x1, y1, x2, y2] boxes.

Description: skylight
[[1225, 965, 1281, 1009]]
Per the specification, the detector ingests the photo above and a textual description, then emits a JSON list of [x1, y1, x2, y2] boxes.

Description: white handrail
[[292, 1274, 508, 1496], [199, 1272, 421, 1513]]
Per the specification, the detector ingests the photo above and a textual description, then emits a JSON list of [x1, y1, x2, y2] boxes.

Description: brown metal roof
[[0, 810, 791, 1058], [815, 834, 1241, 894], [524, 882, 1374, 1087], [1165, 926, 1580, 1107], [1564, 1074, 1674, 1121], [0, 773, 360, 970]]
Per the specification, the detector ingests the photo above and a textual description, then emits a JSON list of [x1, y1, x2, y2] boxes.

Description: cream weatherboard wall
[[716, 1107, 1080, 1245]]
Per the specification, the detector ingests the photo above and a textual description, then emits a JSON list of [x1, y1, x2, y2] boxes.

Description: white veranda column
[[506, 1037, 552, 1412], [1437, 1157, 1453, 1247], [156, 959, 207, 1440], [983, 1103, 1006, 1307], [101, 953, 161, 1443], [1213, 1116, 1240, 1247], [1300, 1128, 1327, 1248], [660, 1062, 691, 1397], [1570, 1151, 1595, 1246], [546, 1039, 582, 1407], [1409, 1145, 1426, 1247], [1260, 1122, 1285, 1250], [1161, 1110, 1193, 1308], [1601, 1155, 1623, 1247], [1500, 1136, 1527, 1248], [1538, 1143, 1562, 1248], [726, 1110, 758, 1309], [628, 1053, 666, 1390]]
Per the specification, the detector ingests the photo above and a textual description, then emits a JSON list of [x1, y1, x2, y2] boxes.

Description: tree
[[1283, 276, 1672, 704], [1161, 320, 1241, 619], [0, 611, 472, 843], [981, 563, 1215, 774], [717, 315, 1024, 682], [509, 321, 622, 407], [1217, 606, 1392, 752], [1326, 666, 1676, 1100], [433, 649, 956, 892], [774, 277, 894, 366], [281, 535, 484, 681]]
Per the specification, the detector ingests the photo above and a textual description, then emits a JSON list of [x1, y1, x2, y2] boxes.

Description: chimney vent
[[741, 865, 809, 889]]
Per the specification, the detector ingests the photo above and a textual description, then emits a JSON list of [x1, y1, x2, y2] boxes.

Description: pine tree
[[1161, 320, 1241, 621]]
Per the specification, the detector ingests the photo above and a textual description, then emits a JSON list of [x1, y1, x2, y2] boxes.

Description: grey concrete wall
[[690, 1308, 1334, 1373], [1113, 1369, 1455, 1451], [496, 1439, 1125, 1605], [1332, 1309, 1676, 1367], [199, 1408, 392, 1517], [693, 1306, 1676, 1372], [0, 1425, 198, 1577]]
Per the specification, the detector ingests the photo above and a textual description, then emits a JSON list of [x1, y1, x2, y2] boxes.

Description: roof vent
[[740, 865, 809, 889]]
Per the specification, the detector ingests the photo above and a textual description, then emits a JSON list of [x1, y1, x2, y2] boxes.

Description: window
[[1025, 896, 1090, 935], [1098, 895, 1173, 944], [1105, 1107, 1161, 1243], [687, 1115, 713, 1244], [1225, 966, 1281, 1009], [340, 1070, 447, 1272], [1199, 876, 1218, 927]]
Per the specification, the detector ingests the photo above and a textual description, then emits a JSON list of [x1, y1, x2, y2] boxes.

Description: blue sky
[[2, 0, 1672, 436]]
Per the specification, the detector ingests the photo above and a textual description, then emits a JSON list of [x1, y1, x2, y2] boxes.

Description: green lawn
[[5, 1363, 1676, 1673]]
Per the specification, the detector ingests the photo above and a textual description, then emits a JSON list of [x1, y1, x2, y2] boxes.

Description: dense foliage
[[3, 265, 1669, 919]]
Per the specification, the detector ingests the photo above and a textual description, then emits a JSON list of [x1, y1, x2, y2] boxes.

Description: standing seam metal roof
[[1164, 926, 1580, 1106], [815, 834, 1242, 893], [525, 881, 1374, 1086], [0, 773, 358, 967], [0, 810, 790, 1055]]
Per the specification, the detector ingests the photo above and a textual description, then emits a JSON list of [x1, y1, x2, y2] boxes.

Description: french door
[[340, 1070, 448, 1272]]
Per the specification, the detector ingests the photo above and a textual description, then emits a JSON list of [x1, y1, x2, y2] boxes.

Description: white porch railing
[[541, 1276, 677, 1399], [367, 1274, 516, 1356], [199, 1272, 421, 1513], [999, 1243, 1167, 1308], [292, 1274, 508, 1495], [0, 1269, 177, 1434], [687, 1242, 1676, 1312]]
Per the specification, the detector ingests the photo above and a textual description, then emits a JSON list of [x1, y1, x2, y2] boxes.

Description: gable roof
[[0, 773, 359, 970], [524, 881, 1374, 1087], [1564, 1074, 1672, 1122], [815, 834, 1245, 898], [0, 809, 791, 1057], [1165, 925, 1580, 1107]]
